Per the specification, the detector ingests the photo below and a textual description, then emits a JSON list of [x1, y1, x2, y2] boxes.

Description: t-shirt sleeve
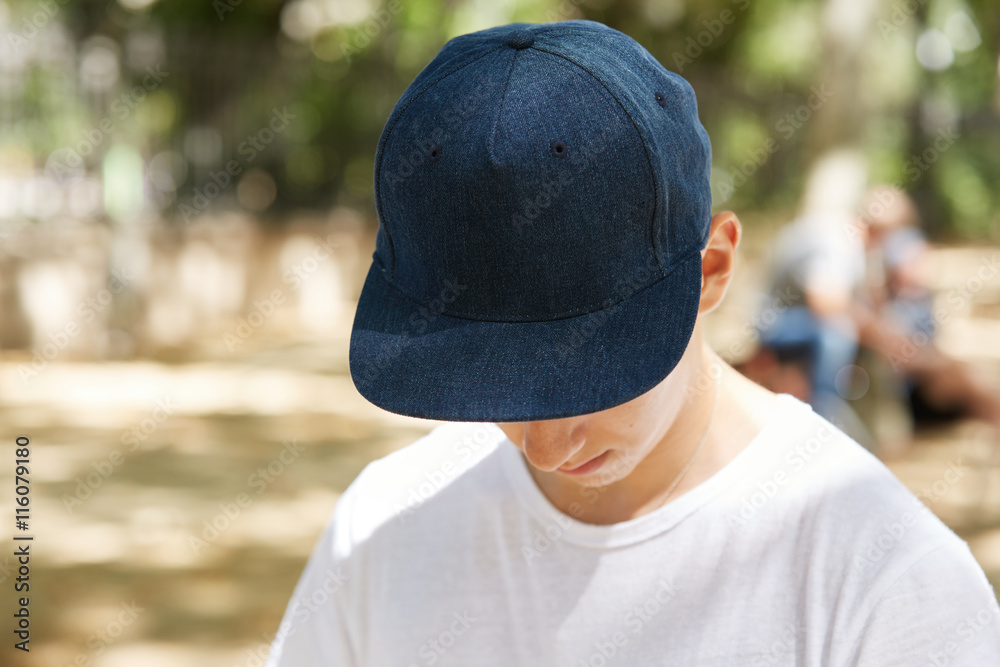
[[265, 481, 362, 667], [851, 541, 1000, 666]]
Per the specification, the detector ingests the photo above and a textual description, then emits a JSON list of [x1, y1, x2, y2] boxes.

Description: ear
[[698, 211, 742, 315]]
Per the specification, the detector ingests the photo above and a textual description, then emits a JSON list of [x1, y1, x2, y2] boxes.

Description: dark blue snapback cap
[[350, 20, 713, 422]]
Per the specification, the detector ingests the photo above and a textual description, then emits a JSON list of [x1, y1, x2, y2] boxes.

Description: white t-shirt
[[266, 394, 1000, 666]]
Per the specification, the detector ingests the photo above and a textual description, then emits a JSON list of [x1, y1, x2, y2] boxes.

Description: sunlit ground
[[2, 245, 1000, 667], [0, 318, 440, 667]]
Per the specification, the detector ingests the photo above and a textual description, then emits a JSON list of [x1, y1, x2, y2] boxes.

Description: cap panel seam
[[486, 47, 518, 165], [374, 44, 506, 281], [530, 45, 664, 279]]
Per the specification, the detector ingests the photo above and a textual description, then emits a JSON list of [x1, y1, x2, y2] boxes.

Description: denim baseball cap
[[350, 20, 713, 422]]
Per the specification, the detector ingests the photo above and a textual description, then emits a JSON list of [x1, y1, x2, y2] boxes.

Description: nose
[[521, 419, 588, 472]]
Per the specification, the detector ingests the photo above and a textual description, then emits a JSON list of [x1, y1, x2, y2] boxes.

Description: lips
[[557, 450, 610, 476]]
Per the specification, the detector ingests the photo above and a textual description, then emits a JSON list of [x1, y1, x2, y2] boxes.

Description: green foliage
[[5, 0, 999, 237]]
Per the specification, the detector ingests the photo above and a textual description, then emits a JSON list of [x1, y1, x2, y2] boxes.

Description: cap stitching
[[374, 44, 506, 281], [487, 47, 518, 166], [377, 244, 703, 325]]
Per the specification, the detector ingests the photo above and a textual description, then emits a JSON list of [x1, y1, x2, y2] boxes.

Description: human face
[[496, 337, 705, 489]]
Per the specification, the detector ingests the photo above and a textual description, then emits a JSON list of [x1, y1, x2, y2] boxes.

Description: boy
[[267, 21, 1000, 666]]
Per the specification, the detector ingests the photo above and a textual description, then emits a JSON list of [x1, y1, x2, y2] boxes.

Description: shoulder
[[731, 395, 974, 579], [728, 398, 999, 657], [331, 421, 509, 546], [791, 399, 978, 575]]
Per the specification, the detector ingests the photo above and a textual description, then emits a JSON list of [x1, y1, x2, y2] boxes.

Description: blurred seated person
[[750, 210, 870, 442], [855, 186, 1000, 438]]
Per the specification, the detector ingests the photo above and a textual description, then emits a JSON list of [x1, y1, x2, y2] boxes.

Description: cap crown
[[374, 20, 712, 322]]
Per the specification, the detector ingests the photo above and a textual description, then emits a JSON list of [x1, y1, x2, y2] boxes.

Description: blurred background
[[1, 0, 1000, 664]]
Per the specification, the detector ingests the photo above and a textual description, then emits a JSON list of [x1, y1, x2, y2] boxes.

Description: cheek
[[497, 424, 524, 449], [599, 410, 658, 456]]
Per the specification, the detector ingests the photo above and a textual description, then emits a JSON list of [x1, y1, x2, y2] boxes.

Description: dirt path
[[2, 245, 999, 666]]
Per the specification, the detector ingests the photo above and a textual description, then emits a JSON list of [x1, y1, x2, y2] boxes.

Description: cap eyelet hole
[[550, 141, 568, 158], [428, 145, 443, 162], [654, 91, 666, 108]]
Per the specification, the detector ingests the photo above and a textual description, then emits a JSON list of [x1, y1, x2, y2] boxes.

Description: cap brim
[[349, 251, 702, 422]]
